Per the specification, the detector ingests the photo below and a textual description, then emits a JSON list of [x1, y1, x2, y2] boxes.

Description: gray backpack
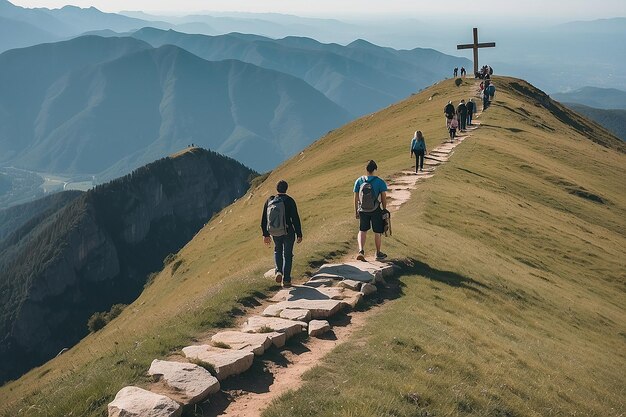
[[358, 177, 379, 213], [266, 196, 288, 236]]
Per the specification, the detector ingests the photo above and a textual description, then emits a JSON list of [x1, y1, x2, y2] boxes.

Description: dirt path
[[195, 82, 485, 417]]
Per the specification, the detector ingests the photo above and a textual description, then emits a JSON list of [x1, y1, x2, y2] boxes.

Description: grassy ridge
[[1, 77, 624, 416], [265, 80, 626, 416]]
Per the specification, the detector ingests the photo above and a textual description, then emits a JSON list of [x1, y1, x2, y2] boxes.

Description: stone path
[[107, 84, 483, 417]]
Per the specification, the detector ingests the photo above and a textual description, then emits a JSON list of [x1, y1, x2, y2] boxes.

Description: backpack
[[266, 195, 288, 236], [358, 176, 379, 213], [412, 139, 425, 152]]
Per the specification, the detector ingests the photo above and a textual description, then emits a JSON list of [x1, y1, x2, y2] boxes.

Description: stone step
[[303, 278, 335, 287], [262, 299, 344, 319], [274, 285, 346, 302], [317, 261, 391, 283], [148, 360, 220, 405], [279, 308, 311, 322], [211, 331, 273, 356], [108, 386, 182, 417], [242, 315, 307, 339], [182, 345, 254, 381], [308, 320, 331, 337]]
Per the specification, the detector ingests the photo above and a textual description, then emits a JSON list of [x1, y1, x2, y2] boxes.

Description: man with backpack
[[354, 160, 388, 262], [261, 180, 302, 287]]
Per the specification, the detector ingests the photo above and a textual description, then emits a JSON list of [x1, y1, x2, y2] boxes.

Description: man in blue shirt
[[353, 160, 388, 261]]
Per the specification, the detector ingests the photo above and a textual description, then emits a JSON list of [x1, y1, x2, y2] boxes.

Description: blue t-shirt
[[353, 176, 388, 200]]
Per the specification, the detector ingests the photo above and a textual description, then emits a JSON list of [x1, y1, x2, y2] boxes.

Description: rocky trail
[[107, 84, 484, 417]]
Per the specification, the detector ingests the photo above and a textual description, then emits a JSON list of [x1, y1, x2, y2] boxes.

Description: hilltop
[[1, 76, 624, 416], [0, 147, 254, 384]]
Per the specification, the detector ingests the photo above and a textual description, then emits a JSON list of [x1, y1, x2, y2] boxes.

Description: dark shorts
[[359, 207, 384, 233]]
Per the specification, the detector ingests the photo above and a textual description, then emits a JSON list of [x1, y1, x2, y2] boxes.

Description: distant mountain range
[[131, 28, 468, 116], [565, 103, 626, 141], [0, 35, 351, 177], [0, 147, 254, 384], [551, 86, 626, 110]]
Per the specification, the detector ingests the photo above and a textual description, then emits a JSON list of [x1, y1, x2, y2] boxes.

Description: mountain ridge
[[1, 75, 623, 416]]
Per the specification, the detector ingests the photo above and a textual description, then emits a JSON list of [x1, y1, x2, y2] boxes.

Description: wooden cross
[[457, 28, 496, 76]]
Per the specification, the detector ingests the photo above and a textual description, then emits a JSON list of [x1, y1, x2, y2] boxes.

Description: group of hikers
[[443, 98, 476, 142], [453, 67, 468, 77], [260, 72, 496, 288], [480, 79, 496, 110], [476, 65, 493, 79], [261, 160, 389, 287]]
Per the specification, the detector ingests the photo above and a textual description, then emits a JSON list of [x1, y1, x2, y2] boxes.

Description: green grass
[[1, 77, 624, 417]]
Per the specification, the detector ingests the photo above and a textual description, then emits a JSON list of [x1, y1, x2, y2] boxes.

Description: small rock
[[338, 279, 362, 291], [341, 292, 364, 309], [308, 320, 331, 337], [263, 269, 276, 279], [360, 283, 377, 295], [148, 360, 220, 405], [279, 308, 311, 322], [108, 386, 182, 417], [211, 331, 272, 356], [182, 345, 254, 381]]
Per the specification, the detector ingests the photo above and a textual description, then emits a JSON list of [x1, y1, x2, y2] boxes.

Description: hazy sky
[[10, 0, 626, 19]]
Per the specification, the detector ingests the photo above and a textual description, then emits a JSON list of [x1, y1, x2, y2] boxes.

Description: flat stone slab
[[338, 279, 362, 291], [211, 331, 272, 356], [303, 278, 335, 287], [359, 260, 395, 278], [108, 386, 182, 417], [287, 285, 345, 301], [263, 299, 344, 319], [267, 331, 287, 348], [317, 263, 381, 283], [308, 320, 331, 337], [148, 360, 220, 405], [309, 272, 344, 281], [269, 289, 292, 302], [279, 308, 311, 322], [242, 315, 307, 338], [341, 291, 364, 309], [182, 345, 254, 381]]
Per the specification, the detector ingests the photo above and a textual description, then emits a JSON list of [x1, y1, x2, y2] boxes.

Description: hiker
[[487, 83, 496, 101], [460, 67, 466, 77], [466, 98, 475, 126], [354, 160, 388, 261], [453, 67, 458, 77], [457, 100, 468, 132], [410, 131, 427, 173], [444, 100, 455, 127], [448, 115, 458, 142], [261, 180, 303, 287]]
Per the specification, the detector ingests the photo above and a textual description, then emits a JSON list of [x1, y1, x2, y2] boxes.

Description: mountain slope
[[552, 86, 626, 109], [1, 76, 624, 416], [566, 103, 626, 141], [132, 28, 470, 116], [0, 147, 254, 384], [0, 36, 351, 177]]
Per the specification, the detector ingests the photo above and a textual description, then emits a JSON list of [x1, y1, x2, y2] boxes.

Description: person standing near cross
[[457, 28, 496, 77]]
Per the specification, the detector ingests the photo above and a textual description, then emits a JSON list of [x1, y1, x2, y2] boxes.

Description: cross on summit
[[457, 28, 496, 77]]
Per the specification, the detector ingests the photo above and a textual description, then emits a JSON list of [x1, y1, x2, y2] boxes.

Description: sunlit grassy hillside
[[1, 76, 624, 417]]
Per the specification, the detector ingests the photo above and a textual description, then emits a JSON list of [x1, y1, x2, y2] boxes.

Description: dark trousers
[[467, 112, 473, 125], [459, 114, 467, 130], [273, 233, 295, 282], [414, 151, 425, 172]]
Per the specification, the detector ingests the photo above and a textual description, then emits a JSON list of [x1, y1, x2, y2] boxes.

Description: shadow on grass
[[399, 258, 490, 295]]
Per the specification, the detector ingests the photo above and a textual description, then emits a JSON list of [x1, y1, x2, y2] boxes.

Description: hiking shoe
[[356, 250, 366, 261], [281, 281, 292, 288], [375, 251, 388, 261], [275, 271, 283, 283]]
